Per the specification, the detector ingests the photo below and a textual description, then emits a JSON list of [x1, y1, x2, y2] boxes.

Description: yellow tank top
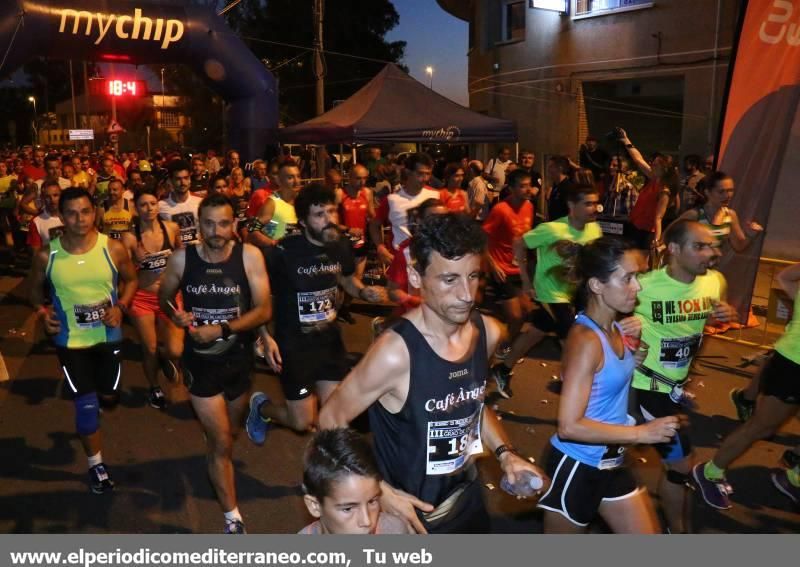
[[102, 200, 134, 239]]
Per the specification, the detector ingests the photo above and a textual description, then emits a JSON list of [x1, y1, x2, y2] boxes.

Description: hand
[[632, 340, 650, 367], [264, 333, 282, 373], [377, 245, 394, 266], [39, 306, 61, 335], [170, 307, 194, 328], [360, 286, 388, 303], [637, 415, 681, 444], [188, 323, 222, 344], [618, 316, 641, 338], [348, 227, 363, 238], [522, 285, 536, 301], [499, 451, 549, 496], [378, 480, 434, 534], [101, 305, 124, 328], [746, 221, 764, 237], [711, 300, 738, 323]]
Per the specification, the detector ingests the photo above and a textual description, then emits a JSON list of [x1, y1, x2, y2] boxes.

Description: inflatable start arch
[[0, 0, 278, 159]]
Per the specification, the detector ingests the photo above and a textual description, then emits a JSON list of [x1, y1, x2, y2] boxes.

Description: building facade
[[437, 0, 739, 162]]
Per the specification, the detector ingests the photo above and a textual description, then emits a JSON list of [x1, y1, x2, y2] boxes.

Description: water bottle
[[500, 470, 544, 498]]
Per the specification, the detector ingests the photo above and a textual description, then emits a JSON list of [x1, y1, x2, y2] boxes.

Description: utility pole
[[313, 0, 326, 177], [83, 61, 94, 151]]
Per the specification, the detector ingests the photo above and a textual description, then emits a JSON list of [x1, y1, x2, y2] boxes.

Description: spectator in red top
[[619, 129, 671, 251], [336, 165, 374, 323], [27, 180, 64, 253], [22, 148, 46, 183], [483, 168, 535, 358], [439, 163, 469, 213]]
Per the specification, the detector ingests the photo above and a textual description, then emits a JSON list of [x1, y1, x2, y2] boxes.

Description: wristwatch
[[220, 321, 232, 340], [495, 444, 518, 460]]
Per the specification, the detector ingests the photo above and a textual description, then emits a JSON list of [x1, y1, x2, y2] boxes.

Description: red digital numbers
[[101, 79, 146, 97]]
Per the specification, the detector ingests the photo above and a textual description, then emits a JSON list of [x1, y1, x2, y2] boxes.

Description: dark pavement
[[0, 273, 798, 534]]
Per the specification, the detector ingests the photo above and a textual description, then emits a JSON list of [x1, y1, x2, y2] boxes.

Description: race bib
[[297, 287, 337, 325], [191, 306, 239, 329], [171, 212, 198, 243], [425, 406, 483, 475], [598, 445, 625, 470], [74, 299, 111, 328], [139, 251, 170, 273], [659, 334, 702, 369]]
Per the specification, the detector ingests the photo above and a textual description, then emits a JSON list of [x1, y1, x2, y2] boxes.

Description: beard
[[307, 223, 340, 244]]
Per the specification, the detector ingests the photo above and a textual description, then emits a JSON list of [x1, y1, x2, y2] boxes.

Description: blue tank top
[[550, 313, 636, 469]]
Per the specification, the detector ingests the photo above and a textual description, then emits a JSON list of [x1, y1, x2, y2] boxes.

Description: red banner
[[717, 0, 800, 318]]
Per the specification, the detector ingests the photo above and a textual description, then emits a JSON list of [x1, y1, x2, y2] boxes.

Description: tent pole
[[352, 144, 357, 165], [515, 142, 519, 162]]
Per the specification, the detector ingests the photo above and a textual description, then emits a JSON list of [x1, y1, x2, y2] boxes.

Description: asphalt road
[[0, 272, 798, 534]]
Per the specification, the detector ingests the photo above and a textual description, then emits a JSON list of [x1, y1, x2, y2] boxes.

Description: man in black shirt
[[579, 136, 609, 179], [159, 194, 271, 534], [546, 155, 574, 221], [246, 183, 386, 440], [318, 213, 547, 533]]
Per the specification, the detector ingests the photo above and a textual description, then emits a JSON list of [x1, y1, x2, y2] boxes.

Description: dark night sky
[[389, 0, 469, 105]]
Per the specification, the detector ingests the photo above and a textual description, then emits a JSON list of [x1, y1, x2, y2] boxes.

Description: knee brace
[[666, 469, 690, 486], [74, 393, 100, 436]]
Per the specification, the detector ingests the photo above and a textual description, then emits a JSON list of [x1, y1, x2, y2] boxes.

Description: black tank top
[[180, 242, 252, 355], [134, 218, 173, 273], [368, 312, 488, 507]]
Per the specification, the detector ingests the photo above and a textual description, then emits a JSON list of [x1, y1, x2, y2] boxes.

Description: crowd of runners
[[1, 134, 797, 534]]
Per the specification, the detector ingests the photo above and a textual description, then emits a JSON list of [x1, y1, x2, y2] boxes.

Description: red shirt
[[483, 199, 534, 275], [440, 188, 467, 212], [629, 178, 666, 232], [247, 187, 274, 217], [21, 163, 45, 182], [340, 188, 370, 232]]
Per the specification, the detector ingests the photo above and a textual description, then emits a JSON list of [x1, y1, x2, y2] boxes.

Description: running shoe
[[729, 388, 754, 422], [159, 357, 179, 382], [781, 449, 800, 469], [771, 470, 800, 505], [490, 363, 514, 399], [89, 463, 115, 494], [224, 519, 247, 534], [246, 392, 270, 445], [149, 386, 167, 410], [692, 462, 732, 510]]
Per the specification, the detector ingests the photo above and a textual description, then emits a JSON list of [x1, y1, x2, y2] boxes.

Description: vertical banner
[[717, 0, 800, 318]]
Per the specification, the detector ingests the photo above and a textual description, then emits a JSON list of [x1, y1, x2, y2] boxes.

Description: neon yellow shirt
[[633, 267, 724, 392], [775, 289, 800, 365], [522, 216, 602, 304]]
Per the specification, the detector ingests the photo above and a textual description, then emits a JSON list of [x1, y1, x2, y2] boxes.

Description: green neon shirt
[[775, 289, 800, 365]]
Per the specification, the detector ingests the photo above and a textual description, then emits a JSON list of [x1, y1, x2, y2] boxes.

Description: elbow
[[557, 420, 578, 440]]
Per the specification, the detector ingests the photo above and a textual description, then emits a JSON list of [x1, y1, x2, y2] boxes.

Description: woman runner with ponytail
[[538, 237, 680, 533]]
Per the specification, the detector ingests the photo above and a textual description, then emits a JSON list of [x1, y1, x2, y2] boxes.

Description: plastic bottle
[[500, 470, 544, 498]]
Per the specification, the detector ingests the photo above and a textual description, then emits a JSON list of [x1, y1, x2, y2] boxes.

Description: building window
[[574, 0, 653, 17], [501, 1, 525, 42], [161, 110, 180, 128]]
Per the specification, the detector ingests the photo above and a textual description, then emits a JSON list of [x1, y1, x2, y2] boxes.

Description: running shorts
[[537, 445, 641, 527], [760, 351, 800, 405], [634, 388, 692, 463], [276, 329, 351, 401], [530, 302, 575, 340], [57, 342, 123, 398], [182, 341, 253, 401]]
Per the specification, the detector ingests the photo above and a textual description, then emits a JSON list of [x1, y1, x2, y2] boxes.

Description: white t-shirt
[[29, 211, 64, 248], [159, 193, 202, 244], [35, 177, 72, 191], [385, 187, 440, 249], [484, 158, 512, 188]]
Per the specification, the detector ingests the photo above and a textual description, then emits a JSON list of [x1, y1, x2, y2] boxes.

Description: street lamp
[[27, 96, 38, 145], [425, 66, 434, 90]]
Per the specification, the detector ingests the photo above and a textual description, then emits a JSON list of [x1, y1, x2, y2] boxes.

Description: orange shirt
[[483, 199, 534, 275]]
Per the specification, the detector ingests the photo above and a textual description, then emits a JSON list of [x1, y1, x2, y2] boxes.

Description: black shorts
[[277, 330, 351, 401], [530, 302, 575, 339], [0, 208, 15, 233], [492, 273, 523, 301], [183, 342, 253, 401], [760, 350, 800, 405], [633, 388, 692, 463], [56, 343, 123, 398], [537, 446, 641, 527]]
